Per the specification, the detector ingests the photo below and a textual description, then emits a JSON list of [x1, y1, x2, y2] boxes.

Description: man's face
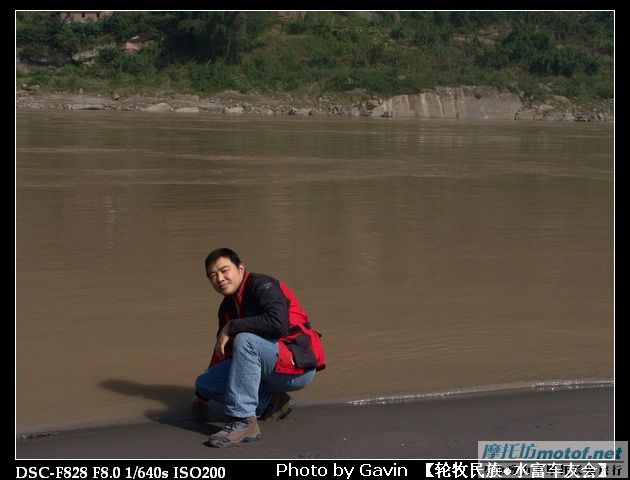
[[207, 256, 245, 296]]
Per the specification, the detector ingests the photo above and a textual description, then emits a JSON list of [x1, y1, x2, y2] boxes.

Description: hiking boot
[[208, 416, 261, 448], [261, 392, 295, 421], [191, 394, 209, 419], [191, 394, 208, 409]]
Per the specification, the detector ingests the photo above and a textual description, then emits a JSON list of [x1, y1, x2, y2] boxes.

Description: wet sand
[[16, 387, 613, 459]]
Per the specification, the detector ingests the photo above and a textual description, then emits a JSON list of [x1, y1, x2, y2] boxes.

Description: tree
[[161, 12, 245, 64]]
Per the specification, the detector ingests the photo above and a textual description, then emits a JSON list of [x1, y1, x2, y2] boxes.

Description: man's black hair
[[205, 248, 243, 270]]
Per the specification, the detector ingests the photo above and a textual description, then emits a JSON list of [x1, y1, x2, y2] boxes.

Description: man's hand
[[214, 324, 231, 360]]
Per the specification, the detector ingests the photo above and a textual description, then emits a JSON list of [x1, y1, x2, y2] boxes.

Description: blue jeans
[[195, 332, 316, 418]]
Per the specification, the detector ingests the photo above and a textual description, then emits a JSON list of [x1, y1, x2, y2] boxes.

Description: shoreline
[[16, 88, 614, 122], [15, 380, 613, 441], [16, 386, 614, 459], [15, 89, 387, 117]]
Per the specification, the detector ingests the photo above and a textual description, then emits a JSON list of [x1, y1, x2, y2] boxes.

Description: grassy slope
[[15, 12, 614, 111]]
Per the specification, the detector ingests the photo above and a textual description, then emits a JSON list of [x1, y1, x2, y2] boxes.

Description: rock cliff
[[371, 86, 522, 120]]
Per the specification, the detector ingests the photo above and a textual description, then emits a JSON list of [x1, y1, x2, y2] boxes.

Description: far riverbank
[[16, 86, 613, 122]]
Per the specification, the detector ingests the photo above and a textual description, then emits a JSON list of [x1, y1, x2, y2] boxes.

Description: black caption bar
[[16, 461, 415, 480], [12, 459, 626, 479]]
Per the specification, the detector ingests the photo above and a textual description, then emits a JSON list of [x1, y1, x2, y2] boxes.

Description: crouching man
[[193, 248, 326, 448]]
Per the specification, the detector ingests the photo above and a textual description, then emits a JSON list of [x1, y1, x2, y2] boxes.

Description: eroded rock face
[[371, 86, 522, 120]]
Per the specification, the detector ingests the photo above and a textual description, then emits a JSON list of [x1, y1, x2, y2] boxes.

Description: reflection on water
[[16, 111, 613, 433]]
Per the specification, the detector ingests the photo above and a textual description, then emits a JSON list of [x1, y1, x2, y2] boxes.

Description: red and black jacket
[[209, 271, 326, 374]]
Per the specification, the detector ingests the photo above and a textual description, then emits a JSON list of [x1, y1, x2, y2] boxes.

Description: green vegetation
[[16, 11, 613, 103]]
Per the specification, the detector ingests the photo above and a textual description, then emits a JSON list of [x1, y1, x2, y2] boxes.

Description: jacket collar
[[234, 270, 250, 307]]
